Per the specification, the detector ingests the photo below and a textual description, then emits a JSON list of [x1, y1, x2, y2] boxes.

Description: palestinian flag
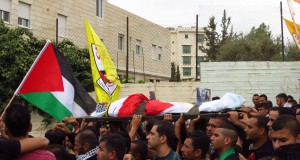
[[16, 41, 96, 122]]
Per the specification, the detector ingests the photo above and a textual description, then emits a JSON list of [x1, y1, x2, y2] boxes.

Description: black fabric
[[0, 138, 21, 160], [244, 139, 274, 160], [226, 153, 240, 160]]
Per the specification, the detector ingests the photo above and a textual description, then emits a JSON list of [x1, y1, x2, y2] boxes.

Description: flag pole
[[0, 40, 52, 119], [0, 94, 17, 119]]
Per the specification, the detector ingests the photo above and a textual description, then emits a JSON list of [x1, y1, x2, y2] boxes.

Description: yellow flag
[[84, 19, 121, 103], [284, 18, 300, 51]]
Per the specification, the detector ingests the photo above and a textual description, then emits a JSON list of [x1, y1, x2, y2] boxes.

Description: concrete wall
[[199, 61, 300, 106], [31, 61, 300, 136]]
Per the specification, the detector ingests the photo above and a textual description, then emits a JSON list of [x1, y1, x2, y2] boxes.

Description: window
[[197, 34, 205, 43], [136, 39, 141, 55], [158, 46, 162, 60], [151, 44, 156, 59], [182, 45, 191, 54], [118, 34, 124, 51], [18, 2, 30, 27], [0, 10, 9, 22], [182, 56, 191, 65], [197, 56, 204, 64], [185, 34, 188, 39], [182, 67, 191, 76], [57, 14, 67, 37], [96, 0, 103, 18], [0, 0, 10, 23]]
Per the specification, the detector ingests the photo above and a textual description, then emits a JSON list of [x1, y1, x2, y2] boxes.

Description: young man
[[267, 107, 295, 131], [181, 130, 210, 160], [97, 133, 126, 160], [243, 115, 274, 159], [270, 115, 300, 149], [210, 123, 239, 160], [75, 129, 98, 160], [257, 102, 271, 117], [259, 94, 268, 104], [252, 94, 260, 108], [4, 104, 55, 160], [129, 140, 148, 160], [146, 120, 180, 160], [276, 93, 290, 107]]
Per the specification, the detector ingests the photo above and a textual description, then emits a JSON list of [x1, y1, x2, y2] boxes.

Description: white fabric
[[199, 93, 245, 112], [158, 102, 194, 115]]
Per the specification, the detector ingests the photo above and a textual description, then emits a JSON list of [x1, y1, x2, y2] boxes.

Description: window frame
[[96, 0, 103, 18], [118, 34, 124, 51], [182, 67, 192, 76], [182, 45, 191, 54]]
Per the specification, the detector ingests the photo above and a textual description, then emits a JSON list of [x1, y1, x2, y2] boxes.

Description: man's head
[[74, 129, 98, 155], [97, 133, 126, 160], [257, 102, 271, 117], [244, 115, 269, 142], [4, 104, 31, 138], [295, 105, 300, 123], [45, 129, 66, 145], [272, 144, 300, 160], [252, 94, 260, 107], [276, 93, 288, 107], [270, 115, 300, 149], [259, 94, 268, 104], [146, 120, 177, 151], [210, 123, 238, 153], [267, 107, 296, 131], [206, 114, 227, 138], [129, 140, 148, 160], [181, 130, 210, 160]]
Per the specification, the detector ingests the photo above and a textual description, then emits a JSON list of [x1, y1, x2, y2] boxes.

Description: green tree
[[201, 16, 220, 61], [285, 41, 300, 61], [176, 65, 180, 82], [217, 23, 281, 61], [220, 10, 231, 45], [170, 62, 176, 82]]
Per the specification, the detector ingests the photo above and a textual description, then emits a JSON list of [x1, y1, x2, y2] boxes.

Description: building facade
[[0, 0, 171, 82], [170, 26, 207, 80]]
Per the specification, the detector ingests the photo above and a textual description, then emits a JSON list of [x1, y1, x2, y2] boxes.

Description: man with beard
[[146, 120, 180, 160], [74, 129, 98, 160], [181, 130, 210, 160], [243, 115, 274, 160]]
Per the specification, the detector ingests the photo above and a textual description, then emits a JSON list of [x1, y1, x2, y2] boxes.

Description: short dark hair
[[272, 115, 300, 138], [154, 120, 178, 151], [45, 129, 66, 145], [4, 104, 31, 137], [100, 133, 126, 160], [273, 144, 300, 160], [260, 94, 268, 100], [76, 129, 98, 149], [276, 93, 288, 102], [187, 130, 210, 159], [287, 95, 294, 100], [218, 123, 238, 147], [253, 94, 259, 97], [253, 115, 269, 133], [257, 102, 272, 110], [270, 107, 296, 116], [131, 140, 148, 160], [115, 131, 131, 154], [46, 144, 76, 160]]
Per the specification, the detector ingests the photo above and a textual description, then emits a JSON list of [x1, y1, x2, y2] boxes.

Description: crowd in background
[[0, 92, 299, 160]]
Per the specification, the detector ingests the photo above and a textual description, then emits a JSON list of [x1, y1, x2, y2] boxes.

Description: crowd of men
[[0, 92, 299, 160]]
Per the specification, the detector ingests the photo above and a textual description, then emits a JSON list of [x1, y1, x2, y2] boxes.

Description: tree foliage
[[170, 62, 176, 82], [0, 20, 92, 114], [217, 23, 282, 61], [201, 16, 220, 61], [220, 10, 231, 45]]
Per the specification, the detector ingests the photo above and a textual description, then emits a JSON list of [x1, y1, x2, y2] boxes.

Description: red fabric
[[145, 100, 173, 115], [19, 43, 64, 94], [117, 94, 149, 117]]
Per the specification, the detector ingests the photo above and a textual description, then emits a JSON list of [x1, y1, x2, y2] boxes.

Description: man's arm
[[19, 137, 49, 153]]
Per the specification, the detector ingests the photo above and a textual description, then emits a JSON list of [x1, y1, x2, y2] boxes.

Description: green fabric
[[20, 92, 72, 121], [219, 148, 235, 160]]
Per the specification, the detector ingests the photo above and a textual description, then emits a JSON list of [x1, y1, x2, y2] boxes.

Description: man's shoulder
[[18, 149, 55, 160], [225, 154, 239, 160]]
